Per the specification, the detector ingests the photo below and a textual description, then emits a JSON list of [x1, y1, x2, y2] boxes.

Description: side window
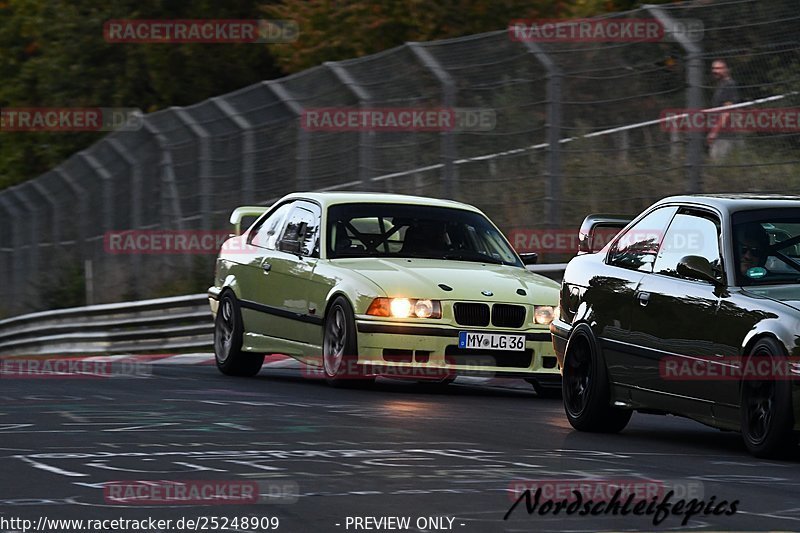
[[607, 206, 678, 272], [278, 202, 321, 257], [653, 212, 722, 280], [249, 202, 293, 250]]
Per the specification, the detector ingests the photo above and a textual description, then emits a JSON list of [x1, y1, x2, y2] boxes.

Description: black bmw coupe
[[552, 195, 800, 458]]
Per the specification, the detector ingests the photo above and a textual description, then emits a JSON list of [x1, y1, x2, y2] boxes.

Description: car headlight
[[366, 298, 442, 319], [534, 305, 558, 325]]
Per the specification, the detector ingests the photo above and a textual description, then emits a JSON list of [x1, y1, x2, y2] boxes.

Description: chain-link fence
[[2, 0, 799, 317]]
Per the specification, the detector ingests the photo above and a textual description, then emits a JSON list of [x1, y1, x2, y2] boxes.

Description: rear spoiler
[[229, 206, 270, 236], [577, 214, 633, 254]]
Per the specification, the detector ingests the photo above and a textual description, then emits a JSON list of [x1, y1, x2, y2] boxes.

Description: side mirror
[[677, 255, 722, 286], [519, 252, 538, 265]]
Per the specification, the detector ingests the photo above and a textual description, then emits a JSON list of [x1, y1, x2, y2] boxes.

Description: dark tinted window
[[653, 212, 722, 280], [607, 206, 677, 272], [327, 203, 522, 267], [731, 208, 800, 285]]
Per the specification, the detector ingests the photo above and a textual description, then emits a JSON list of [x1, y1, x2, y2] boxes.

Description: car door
[[630, 208, 725, 415], [266, 201, 325, 349], [236, 200, 295, 342], [594, 206, 678, 385]]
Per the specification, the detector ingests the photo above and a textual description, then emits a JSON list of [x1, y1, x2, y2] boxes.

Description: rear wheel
[[563, 330, 631, 433], [740, 338, 797, 458], [323, 296, 373, 387], [214, 292, 264, 377]]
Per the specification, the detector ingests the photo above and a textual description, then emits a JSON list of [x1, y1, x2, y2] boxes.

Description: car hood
[[332, 257, 560, 304], [742, 285, 800, 312]]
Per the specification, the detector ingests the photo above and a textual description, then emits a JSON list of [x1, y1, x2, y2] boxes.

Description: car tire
[[740, 337, 797, 458], [323, 296, 373, 387], [214, 292, 264, 377], [562, 328, 631, 433]]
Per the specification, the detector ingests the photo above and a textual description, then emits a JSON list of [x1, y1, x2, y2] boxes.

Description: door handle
[[637, 291, 650, 307], [262, 262, 271, 273]]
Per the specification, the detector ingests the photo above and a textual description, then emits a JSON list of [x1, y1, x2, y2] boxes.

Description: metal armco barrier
[[0, 294, 211, 356]]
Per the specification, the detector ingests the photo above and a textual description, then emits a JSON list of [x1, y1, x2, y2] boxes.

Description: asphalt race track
[[1, 354, 799, 533]]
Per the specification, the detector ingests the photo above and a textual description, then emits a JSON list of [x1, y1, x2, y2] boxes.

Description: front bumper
[[354, 319, 559, 377], [550, 317, 571, 368]]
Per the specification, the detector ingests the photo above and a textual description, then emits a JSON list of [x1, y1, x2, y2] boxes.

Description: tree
[[0, 0, 283, 188]]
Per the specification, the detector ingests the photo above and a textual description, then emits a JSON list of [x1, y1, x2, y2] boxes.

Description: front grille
[[453, 302, 490, 326], [491, 304, 526, 328], [444, 346, 533, 368]]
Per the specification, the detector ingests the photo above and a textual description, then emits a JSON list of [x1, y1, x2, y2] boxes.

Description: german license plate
[[458, 332, 525, 351]]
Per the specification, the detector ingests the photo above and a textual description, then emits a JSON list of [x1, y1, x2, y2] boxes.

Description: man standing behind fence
[[707, 59, 741, 161]]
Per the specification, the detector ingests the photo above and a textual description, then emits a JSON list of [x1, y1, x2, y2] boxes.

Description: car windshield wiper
[[442, 251, 504, 265]]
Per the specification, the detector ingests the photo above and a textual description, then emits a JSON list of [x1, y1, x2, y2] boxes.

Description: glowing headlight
[[534, 305, 557, 325], [366, 298, 441, 319], [390, 298, 413, 318]]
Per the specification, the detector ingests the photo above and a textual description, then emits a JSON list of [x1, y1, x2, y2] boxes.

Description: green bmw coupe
[[208, 192, 561, 391]]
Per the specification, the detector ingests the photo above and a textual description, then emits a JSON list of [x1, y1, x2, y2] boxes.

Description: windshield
[[326, 203, 523, 267], [732, 210, 800, 285]]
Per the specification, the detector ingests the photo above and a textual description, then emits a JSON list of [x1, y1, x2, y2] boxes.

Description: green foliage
[[0, 0, 282, 188], [35, 258, 86, 310], [263, 0, 589, 74]]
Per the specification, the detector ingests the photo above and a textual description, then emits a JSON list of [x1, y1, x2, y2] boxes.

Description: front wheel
[[562, 330, 631, 433], [323, 296, 373, 387], [740, 338, 797, 458], [214, 292, 264, 377]]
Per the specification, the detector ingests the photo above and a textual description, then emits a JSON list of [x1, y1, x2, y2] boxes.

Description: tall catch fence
[[1, 0, 799, 316]]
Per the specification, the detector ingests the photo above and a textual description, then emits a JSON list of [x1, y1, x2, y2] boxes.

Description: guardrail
[[0, 264, 567, 356], [0, 294, 212, 356]]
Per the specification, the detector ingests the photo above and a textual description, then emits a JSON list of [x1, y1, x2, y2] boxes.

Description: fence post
[[173, 108, 212, 230], [79, 152, 115, 232], [646, 5, 704, 193], [107, 138, 143, 296], [54, 167, 89, 254], [142, 118, 189, 273], [30, 180, 60, 254], [523, 41, 563, 229], [325, 61, 374, 191], [264, 81, 309, 191], [142, 119, 185, 232], [212, 96, 255, 204], [408, 42, 458, 199], [0, 191, 25, 311], [6, 186, 39, 307]]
